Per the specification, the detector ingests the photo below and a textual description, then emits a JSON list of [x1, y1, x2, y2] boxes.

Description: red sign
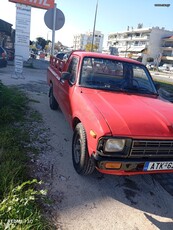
[[9, 0, 54, 9]]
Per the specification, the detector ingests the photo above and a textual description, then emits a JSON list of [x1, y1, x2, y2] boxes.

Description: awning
[[118, 46, 146, 53], [128, 46, 146, 52], [0, 19, 12, 36]]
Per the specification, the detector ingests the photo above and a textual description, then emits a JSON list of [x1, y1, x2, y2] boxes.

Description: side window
[[67, 57, 79, 84], [133, 66, 154, 90]]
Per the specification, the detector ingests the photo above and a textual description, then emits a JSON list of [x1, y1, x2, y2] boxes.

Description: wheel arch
[[72, 117, 97, 157], [72, 117, 81, 131]]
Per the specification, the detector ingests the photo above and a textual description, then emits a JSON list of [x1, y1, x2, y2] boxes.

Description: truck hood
[[82, 89, 173, 137]]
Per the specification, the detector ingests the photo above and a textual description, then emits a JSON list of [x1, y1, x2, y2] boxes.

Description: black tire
[[72, 123, 95, 175], [49, 85, 58, 110]]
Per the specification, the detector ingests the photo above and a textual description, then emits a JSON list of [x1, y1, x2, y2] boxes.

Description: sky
[[0, 0, 172, 47]]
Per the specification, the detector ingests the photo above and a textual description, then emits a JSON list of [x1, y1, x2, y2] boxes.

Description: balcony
[[162, 56, 173, 61], [162, 46, 173, 50]]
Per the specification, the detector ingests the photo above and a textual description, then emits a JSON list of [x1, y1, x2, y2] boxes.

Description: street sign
[[15, 55, 23, 74], [44, 8, 65, 30], [15, 3, 31, 61], [9, 0, 54, 9]]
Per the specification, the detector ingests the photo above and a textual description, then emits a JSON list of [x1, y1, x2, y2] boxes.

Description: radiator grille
[[130, 140, 173, 158]]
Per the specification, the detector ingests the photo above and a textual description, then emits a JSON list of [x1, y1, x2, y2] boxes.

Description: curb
[[7, 58, 49, 70]]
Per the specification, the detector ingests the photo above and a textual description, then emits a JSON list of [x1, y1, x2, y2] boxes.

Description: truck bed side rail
[[50, 56, 65, 74]]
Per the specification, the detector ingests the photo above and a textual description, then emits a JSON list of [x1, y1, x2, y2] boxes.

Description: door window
[[67, 57, 79, 84]]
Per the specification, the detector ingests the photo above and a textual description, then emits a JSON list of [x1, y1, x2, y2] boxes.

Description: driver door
[[58, 56, 79, 124]]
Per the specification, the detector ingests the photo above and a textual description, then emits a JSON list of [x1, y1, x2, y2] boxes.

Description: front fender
[[72, 99, 112, 156]]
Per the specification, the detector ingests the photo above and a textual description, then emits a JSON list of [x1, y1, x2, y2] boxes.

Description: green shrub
[[0, 180, 50, 230]]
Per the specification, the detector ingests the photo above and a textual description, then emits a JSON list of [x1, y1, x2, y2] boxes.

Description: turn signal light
[[104, 162, 122, 169], [90, 130, 97, 138]]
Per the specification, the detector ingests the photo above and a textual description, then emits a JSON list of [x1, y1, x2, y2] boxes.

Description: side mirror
[[61, 72, 71, 81]]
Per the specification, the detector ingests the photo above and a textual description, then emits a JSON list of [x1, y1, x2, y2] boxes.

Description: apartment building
[[107, 26, 173, 65], [161, 36, 173, 64], [73, 30, 104, 52]]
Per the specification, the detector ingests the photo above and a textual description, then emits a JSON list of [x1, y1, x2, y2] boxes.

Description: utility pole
[[51, 2, 56, 55], [91, 0, 99, 52]]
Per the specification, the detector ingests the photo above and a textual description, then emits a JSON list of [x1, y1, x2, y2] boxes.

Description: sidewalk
[[0, 65, 47, 87]]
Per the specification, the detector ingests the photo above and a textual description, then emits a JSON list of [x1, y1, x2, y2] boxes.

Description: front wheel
[[72, 123, 95, 175], [49, 85, 58, 110]]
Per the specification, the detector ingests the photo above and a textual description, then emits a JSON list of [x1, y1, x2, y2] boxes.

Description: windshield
[[79, 57, 158, 95]]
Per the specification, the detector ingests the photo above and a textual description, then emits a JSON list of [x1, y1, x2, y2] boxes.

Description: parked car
[[146, 62, 155, 70], [30, 51, 37, 59], [56, 51, 71, 60], [56, 52, 66, 60], [47, 51, 173, 176], [158, 64, 173, 71], [0, 46, 7, 68], [4, 48, 14, 61]]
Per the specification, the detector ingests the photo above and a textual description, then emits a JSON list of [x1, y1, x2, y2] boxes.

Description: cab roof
[[70, 50, 143, 65]]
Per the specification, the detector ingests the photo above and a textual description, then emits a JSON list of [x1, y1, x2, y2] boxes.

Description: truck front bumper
[[92, 154, 173, 175]]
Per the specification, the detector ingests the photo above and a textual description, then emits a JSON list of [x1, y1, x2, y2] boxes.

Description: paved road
[[0, 65, 173, 230], [150, 70, 173, 84]]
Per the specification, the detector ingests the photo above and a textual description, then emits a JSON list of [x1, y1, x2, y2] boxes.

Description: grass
[[0, 82, 53, 230], [29, 110, 42, 122]]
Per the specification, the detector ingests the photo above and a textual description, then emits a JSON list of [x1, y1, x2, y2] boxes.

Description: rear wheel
[[72, 123, 95, 175], [49, 85, 58, 110]]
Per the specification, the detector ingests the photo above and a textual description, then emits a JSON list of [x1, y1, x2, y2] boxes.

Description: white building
[[161, 36, 173, 64], [107, 27, 173, 65], [73, 31, 104, 52]]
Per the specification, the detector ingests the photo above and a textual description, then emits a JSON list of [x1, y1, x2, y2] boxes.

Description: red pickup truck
[[47, 51, 173, 176]]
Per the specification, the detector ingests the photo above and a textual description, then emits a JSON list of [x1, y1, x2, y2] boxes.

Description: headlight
[[104, 139, 125, 152]]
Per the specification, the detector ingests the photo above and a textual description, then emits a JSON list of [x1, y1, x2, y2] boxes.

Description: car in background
[[30, 51, 37, 59], [158, 64, 173, 71], [146, 62, 155, 70], [0, 46, 7, 68], [4, 48, 15, 61], [56, 52, 66, 60], [56, 51, 71, 60]]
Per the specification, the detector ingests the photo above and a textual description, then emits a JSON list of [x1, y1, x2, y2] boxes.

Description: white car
[[158, 64, 173, 71], [146, 63, 155, 70], [170, 66, 173, 72]]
